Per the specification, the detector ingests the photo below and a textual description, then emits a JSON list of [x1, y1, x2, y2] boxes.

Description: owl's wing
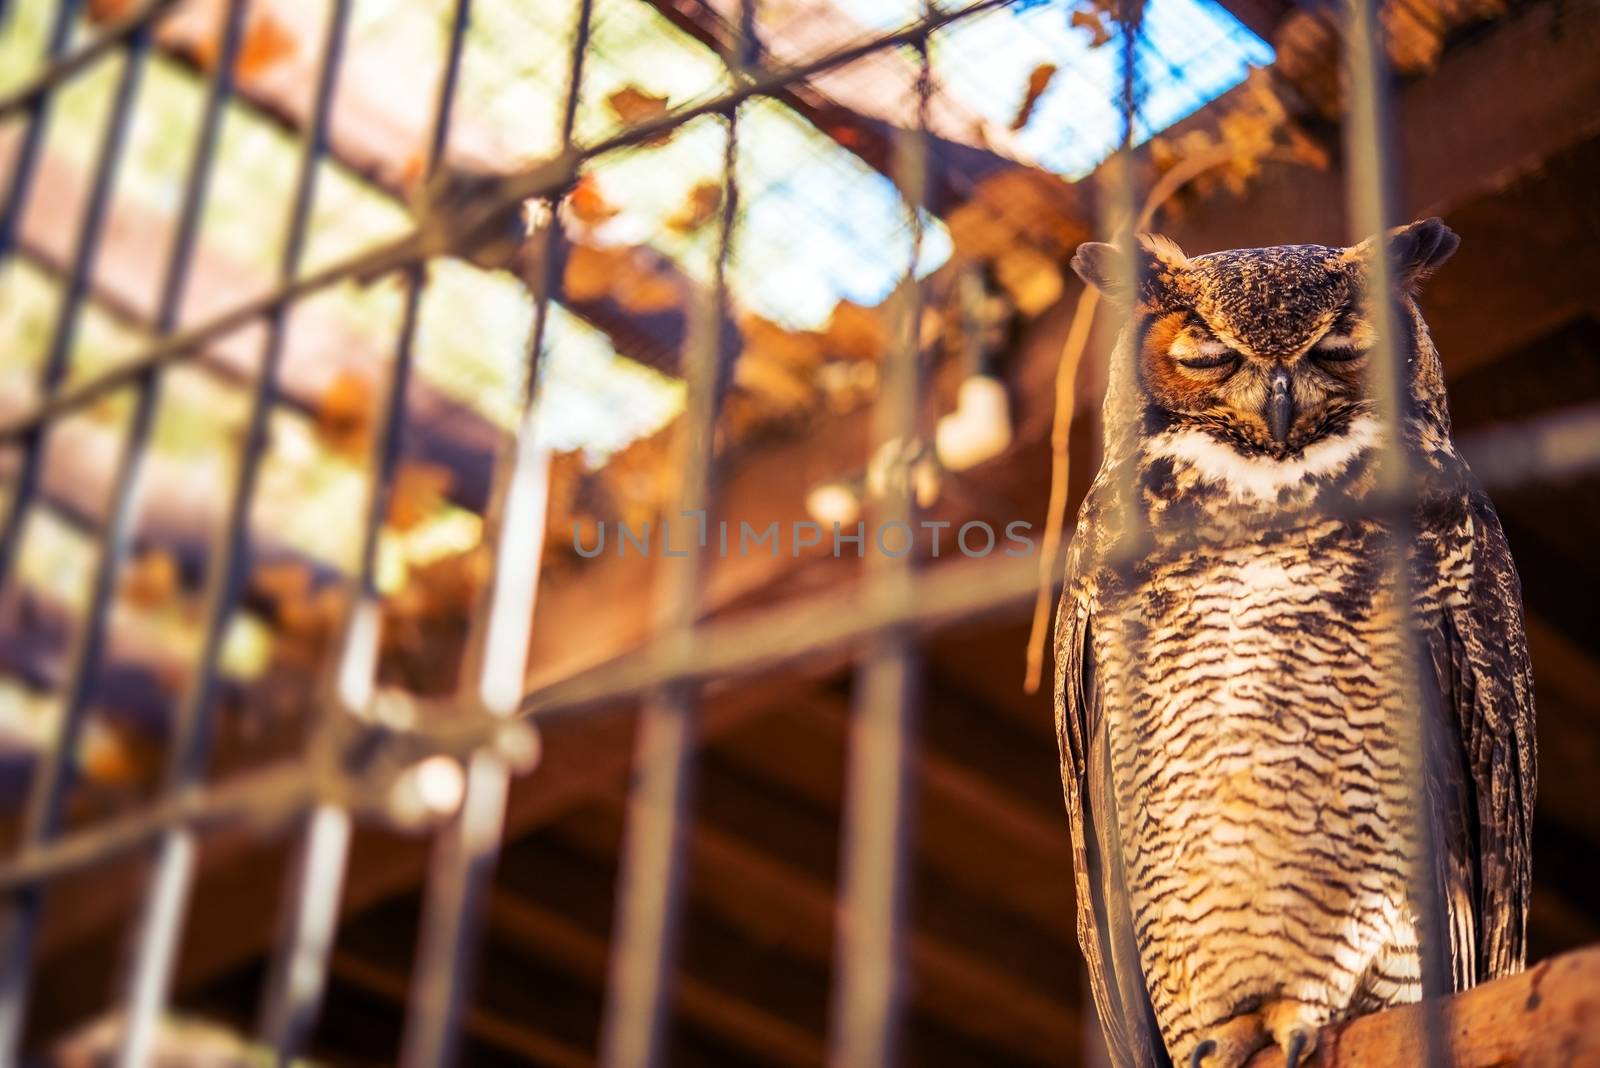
[[1055, 555, 1169, 1068], [1421, 487, 1537, 987]]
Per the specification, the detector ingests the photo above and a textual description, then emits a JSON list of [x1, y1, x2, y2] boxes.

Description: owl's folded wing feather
[[1055, 549, 1169, 1068], [1422, 488, 1537, 987]]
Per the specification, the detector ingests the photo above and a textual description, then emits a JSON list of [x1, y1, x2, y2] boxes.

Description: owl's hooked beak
[[1266, 366, 1294, 446]]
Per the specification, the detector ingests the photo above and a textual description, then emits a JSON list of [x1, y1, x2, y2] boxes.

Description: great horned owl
[[1052, 219, 1535, 1068]]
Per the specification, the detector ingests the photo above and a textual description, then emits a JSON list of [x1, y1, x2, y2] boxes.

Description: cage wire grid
[[0, 0, 1596, 1066]]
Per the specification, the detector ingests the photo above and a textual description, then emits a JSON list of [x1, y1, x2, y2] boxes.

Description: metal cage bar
[[103, 1, 353, 1062], [828, 13, 932, 1067], [597, 7, 746, 1066], [394, 0, 580, 1063], [1338, 0, 1452, 1064], [0, 9, 153, 1051], [0, 8, 150, 591]]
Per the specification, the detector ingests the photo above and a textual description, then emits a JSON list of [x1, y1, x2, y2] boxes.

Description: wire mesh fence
[[0, 0, 1595, 1064]]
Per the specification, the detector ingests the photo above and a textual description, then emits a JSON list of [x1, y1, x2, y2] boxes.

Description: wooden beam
[[492, 833, 826, 1068], [1212, 0, 1291, 44], [331, 888, 786, 1068], [1241, 943, 1600, 1067], [558, 757, 1080, 1065], [714, 687, 1078, 949], [328, 952, 594, 1068]]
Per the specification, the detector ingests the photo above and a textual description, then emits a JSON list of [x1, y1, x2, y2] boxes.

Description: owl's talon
[[1189, 1013, 1265, 1068], [1283, 1031, 1309, 1068]]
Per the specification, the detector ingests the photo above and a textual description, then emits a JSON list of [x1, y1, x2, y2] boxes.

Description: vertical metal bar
[[597, 9, 745, 1068], [257, 0, 472, 1058], [393, 2, 591, 1066], [0, 11, 151, 1054], [1339, 0, 1449, 1062], [827, 13, 930, 1068], [0, 4, 145, 594], [53, 0, 250, 1054], [0, 0, 77, 264], [257, 801, 350, 1062], [107, 3, 350, 1064]]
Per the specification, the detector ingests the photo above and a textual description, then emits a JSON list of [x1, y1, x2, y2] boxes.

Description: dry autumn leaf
[[568, 174, 620, 226], [614, 268, 681, 315], [666, 181, 723, 233], [79, 718, 152, 788], [994, 245, 1063, 317], [1070, 7, 1113, 47], [121, 550, 181, 610], [563, 244, 627, 302], [253, 560, 314, 607], [607, 86, 674, 145], [236, 12, 297, 79], [316, 369, 374, 459], [562, 243, 683, 313], [824, 301, 889, 363], [387, 463, 455, 532], [1011, 63, 1058, 131], [85, 0, 135, 23]]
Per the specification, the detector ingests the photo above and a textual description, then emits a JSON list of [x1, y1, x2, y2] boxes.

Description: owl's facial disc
[[1139, 310, 1375, 455]]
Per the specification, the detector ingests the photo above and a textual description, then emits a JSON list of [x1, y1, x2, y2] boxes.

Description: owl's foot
[[1187, 1012, 1265, 1068], [1261, 998, 1319, 1068]]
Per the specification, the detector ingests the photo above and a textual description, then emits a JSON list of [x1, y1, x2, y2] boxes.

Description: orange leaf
[[824, 301, 889, 363], [85, 0, 135, 23], [316, 369, 375, 458], [387, 463, 454, 532], [563, 244, 628, 302], [80, 719, 149, 787], [608, 85, 670, 125], [1070, 7, 1112, 47], [236, 12, 298, 79], [1010, 63, 1058, 131], [568, 174, 620, 226], [666, 181, 723, 233], [615, 266, 681, 315], [607, 86, 675, 145], [121, 551, 180, 610], [254, 561, 314, 607]]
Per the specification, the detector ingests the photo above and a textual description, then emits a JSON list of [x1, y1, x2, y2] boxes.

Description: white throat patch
[[1148, 414, 1380, 503]]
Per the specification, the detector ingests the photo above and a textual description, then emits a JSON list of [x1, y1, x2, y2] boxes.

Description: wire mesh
[[0, 0, 1592, 1064]]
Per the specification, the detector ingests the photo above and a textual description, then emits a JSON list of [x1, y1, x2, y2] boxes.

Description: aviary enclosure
[[0, 0, 1595, 1065]]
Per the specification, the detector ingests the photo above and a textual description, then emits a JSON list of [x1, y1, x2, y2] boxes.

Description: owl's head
[[1071, 218, 1458, 456]]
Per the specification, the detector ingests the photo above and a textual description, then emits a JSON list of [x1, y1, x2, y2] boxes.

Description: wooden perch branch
[[1243, 944, 1600, 1067]]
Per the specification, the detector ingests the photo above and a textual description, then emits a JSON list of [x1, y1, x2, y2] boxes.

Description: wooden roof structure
[[4, 0, 1600, 1063]]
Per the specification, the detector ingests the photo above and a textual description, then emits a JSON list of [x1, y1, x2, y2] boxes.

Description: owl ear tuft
[[1350, 217, 1460, 289], [1070, 233, 1189, 300], [1389, 217, 1459, 283]]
